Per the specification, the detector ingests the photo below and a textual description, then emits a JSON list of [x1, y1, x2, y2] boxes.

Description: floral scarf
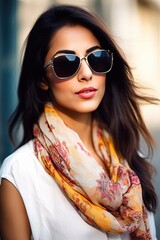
[[33, 102, 151, 239]]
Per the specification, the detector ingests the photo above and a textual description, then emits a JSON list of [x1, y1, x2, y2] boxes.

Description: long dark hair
[[9, 4, 157, 212]]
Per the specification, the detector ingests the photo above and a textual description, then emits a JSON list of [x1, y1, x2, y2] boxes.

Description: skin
[[0, 179, 31, 239], [0, 25, 107, 239]]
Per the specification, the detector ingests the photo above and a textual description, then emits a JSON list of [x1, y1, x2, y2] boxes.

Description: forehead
[[46, 25, 100, 59]]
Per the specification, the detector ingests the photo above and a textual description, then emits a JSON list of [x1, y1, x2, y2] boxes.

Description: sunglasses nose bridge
[[79, 56, 90, 69], [79, 56, 87, 63]]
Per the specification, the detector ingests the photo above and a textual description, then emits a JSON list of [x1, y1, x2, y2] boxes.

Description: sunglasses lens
[[88, 50, 112, 73], [53, 55, 80, 78]]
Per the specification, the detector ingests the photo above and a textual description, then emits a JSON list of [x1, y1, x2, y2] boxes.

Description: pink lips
[[76, 87, 97, 99]]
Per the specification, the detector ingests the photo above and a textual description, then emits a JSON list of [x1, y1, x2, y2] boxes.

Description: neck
[[54, 107, 93, 148]]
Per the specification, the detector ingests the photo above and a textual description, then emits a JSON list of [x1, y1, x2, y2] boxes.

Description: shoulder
[[0, 140, 38, 186], [0, 140, 35, 171]]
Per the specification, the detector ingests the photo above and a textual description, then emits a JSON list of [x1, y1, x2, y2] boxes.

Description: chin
[[76, 104, 100, 113]]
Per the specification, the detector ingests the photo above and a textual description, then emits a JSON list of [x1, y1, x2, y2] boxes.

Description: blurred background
[[0, 0, 160, 237]]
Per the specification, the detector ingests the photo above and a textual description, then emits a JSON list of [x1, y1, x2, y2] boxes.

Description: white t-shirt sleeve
[[148, 211, 157, 239], [0, 154, 17, 187]]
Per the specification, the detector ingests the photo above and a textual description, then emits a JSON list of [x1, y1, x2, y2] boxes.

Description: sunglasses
[[44, 49, 113, 79]]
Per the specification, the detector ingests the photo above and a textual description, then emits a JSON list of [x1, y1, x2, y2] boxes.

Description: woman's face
[[45, 25, 106, 117]]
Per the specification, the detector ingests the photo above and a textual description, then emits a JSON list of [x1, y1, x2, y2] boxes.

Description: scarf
[[33, 102, 151, 239]]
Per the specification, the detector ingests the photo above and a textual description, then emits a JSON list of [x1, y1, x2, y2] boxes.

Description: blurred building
[[0, 0, 160, 237]]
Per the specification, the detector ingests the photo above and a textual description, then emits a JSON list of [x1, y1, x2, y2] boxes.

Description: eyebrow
[[54, 45, 101, 56], [86, 45, 101, 54], [54, 49, 75, 55]]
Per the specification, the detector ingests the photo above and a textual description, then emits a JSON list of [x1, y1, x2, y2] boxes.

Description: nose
[[77, 58, 92, 82]]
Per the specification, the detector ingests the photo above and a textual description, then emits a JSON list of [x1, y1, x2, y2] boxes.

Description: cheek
[[99, 75, 106, 93], [50, 84, 65, 98], [98, 77, 106, 103], [46, 71, 68, 95], [49, 80, 72, 99]]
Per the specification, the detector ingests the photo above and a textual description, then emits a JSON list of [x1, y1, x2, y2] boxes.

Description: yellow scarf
[[33, 102, 151, 239]]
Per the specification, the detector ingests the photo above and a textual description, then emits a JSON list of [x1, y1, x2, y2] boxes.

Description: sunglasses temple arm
[[44, 60, 52, 69]]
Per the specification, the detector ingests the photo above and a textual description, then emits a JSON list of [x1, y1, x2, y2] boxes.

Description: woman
[[0, 4, 158, 240]]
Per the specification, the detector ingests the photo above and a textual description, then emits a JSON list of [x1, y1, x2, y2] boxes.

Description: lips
[[76, 87, 97, 99]]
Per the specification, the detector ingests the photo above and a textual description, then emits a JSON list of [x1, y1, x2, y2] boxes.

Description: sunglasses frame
[[44, 49, 113, 79]]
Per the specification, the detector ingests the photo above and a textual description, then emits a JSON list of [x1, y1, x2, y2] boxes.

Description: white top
[[0, 140, 157, 240]]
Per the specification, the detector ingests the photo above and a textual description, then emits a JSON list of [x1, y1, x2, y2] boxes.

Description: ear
[[39, 81, 49, 90]]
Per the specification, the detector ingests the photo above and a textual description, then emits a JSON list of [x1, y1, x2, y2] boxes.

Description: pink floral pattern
[[96, 172, 121, 205]]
